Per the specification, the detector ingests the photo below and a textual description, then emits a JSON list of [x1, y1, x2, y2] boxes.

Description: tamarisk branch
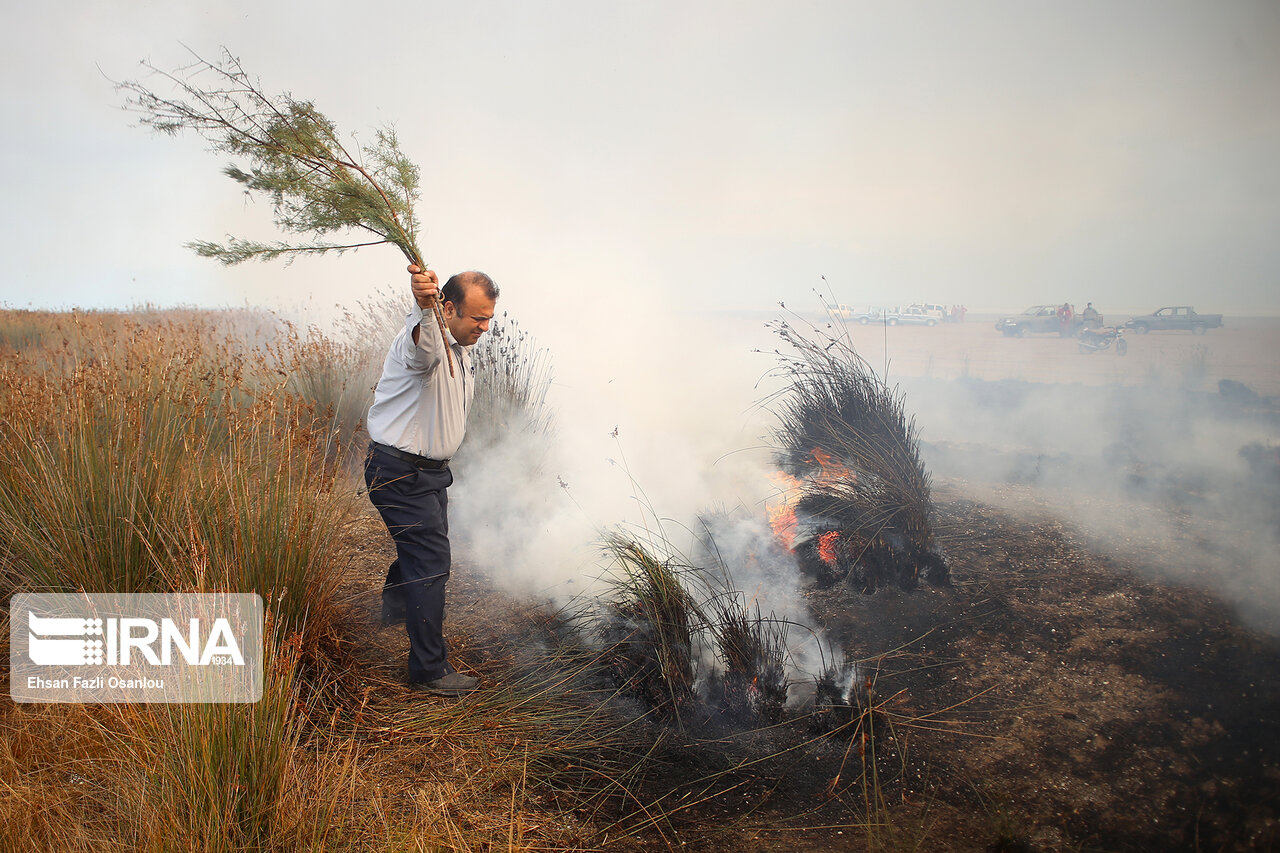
[[115, 47, 453, 374]]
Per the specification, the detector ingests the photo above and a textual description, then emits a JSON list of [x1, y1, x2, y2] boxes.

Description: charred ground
[[806, 485, 1280, 851], [340, 482, 1280, 852]]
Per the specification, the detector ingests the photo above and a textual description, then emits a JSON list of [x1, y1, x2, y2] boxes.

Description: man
[[364, 265, 498, 697]]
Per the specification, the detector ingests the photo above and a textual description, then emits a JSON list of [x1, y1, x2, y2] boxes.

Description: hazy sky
[[2, 1, 1278, 321]]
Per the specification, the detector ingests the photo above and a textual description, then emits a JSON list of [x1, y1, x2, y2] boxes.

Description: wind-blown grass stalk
[[115, 47, 454, 374]]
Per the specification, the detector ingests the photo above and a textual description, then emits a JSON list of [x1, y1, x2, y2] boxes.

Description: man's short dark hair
[[442, 271, 500, 309]]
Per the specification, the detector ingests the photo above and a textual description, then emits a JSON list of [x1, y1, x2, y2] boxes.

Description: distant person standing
[[1082, 302, 1100, 329], [364, 265, 499, 697], [1057, 302, 1073, 336]]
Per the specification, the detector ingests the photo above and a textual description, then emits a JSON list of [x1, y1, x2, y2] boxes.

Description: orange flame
[[767, 504, 798, 551], [811, 447, 855, 486], [766, 472, 802, 551], [766, 452, 852, 552], [817, 530, 840, 566]]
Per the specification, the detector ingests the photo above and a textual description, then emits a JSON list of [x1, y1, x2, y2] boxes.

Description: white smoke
[[443, 298, 852, 685], [903, 372, 1280, 633]]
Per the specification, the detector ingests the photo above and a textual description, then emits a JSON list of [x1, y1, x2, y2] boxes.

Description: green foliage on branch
[[117, 48, 425, 268], [116, 47, 454, 371]]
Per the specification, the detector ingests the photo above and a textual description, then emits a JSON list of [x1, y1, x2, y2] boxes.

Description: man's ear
[[441, 300, 457, 319]]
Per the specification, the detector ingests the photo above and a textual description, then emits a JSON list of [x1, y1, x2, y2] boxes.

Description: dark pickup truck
[[1123, 307, 1223, 335]]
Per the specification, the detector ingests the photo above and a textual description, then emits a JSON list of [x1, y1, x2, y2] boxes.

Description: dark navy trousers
[[364, 446, 455, 683]]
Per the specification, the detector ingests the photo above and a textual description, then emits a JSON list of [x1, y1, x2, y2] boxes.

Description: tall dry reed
[[0, 311, 351, 648]]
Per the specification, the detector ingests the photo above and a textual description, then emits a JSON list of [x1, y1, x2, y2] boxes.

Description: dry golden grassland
[[0, 308, 634, 853]]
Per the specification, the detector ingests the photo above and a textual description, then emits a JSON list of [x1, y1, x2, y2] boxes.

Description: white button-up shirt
[[366, 302, 474, 460]]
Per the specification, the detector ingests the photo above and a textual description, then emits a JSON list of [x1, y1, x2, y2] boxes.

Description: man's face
[[444, 288, 496, 347]]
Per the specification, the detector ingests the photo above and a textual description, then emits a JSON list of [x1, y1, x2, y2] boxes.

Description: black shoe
[[411, 672, 479, 697]]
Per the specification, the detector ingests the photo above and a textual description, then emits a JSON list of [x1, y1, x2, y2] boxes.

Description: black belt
[[370, 442, 450, 470]]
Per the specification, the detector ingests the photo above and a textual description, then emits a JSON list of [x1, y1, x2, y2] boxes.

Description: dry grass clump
[[0, 308, 357, 849], [0, 688, 114, 851], [110, 643, 311, 850], [467, 311, 554, 447], [266, 320, 371, 469], [765, 316, 948, 592]]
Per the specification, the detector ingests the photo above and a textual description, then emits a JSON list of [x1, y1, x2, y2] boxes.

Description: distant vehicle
[[995, 305, 1089, 337], [912, 303, 948, 321], [886, 306, 939, 327], [1077, 326, 1127, 355], [1123, 306, 1223, 335], [834, 305, 893, 324]]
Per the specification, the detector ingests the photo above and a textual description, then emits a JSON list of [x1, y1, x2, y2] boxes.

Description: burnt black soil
[[794, 486, 1280, 852], [346, 486, 1280, 852]]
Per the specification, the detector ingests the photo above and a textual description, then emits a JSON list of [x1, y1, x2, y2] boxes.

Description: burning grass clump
[[704, 598, 789, 725], [591, 528, 796, 730], [811, 657, 881, 737], [596, 534, 699, 724], [765, 316, 948, 592]]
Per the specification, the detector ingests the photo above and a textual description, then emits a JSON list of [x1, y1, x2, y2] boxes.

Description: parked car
[[1123, 306, 1223, 335], [834, 305, 893, 324], [912, 303, 948, 322], [886, 306, 939, 326], [994, 305, 1086, 337]]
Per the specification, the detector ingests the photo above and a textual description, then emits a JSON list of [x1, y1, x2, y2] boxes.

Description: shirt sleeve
[[398, 302, 445, 373]]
